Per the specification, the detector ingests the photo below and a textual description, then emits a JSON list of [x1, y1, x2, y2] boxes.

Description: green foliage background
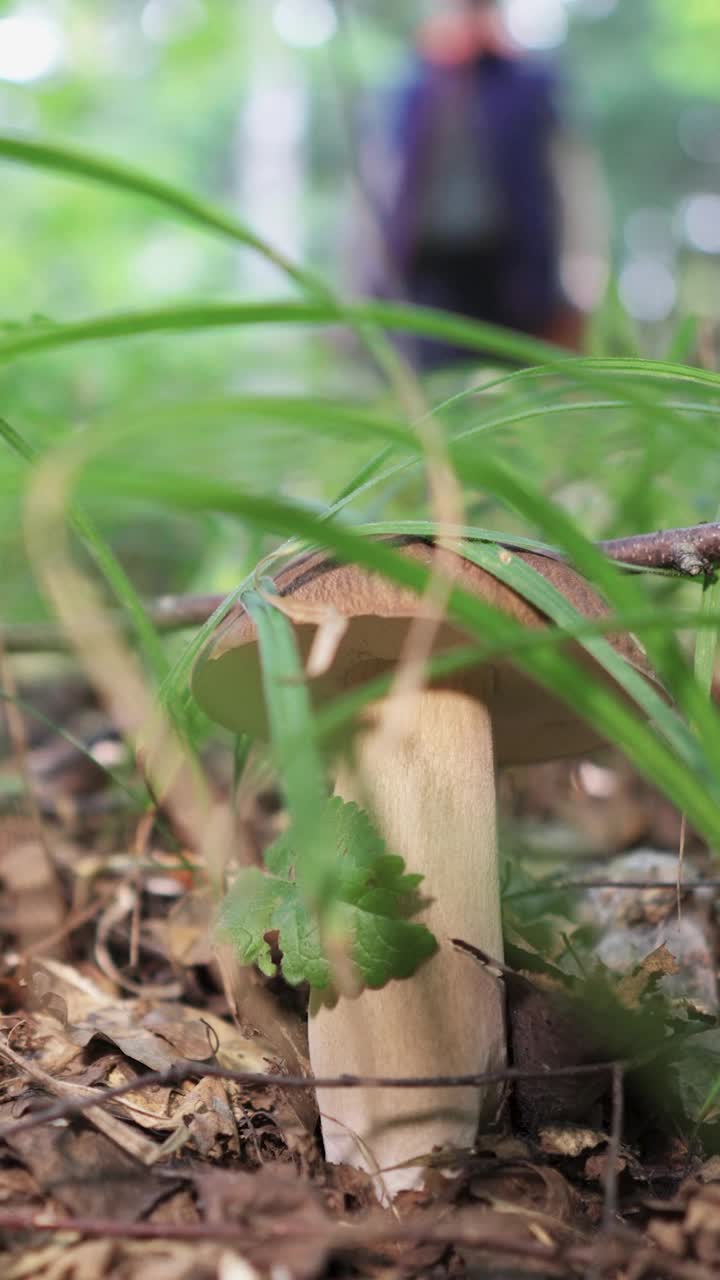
[[2, 0, 720, 624], [1, 0, 720, 1127]]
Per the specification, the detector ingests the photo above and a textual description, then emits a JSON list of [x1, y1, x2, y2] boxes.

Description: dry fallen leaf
[[538, 1125, 606, 1159], [615, 944, 680, 1008], [584, 1151, 627, 1182], [2, 1121, 179, 1221], [684, 1183, 720, 1266], [196, 1165, 331, 1279], [154, 1075, 240, 1160], [61, 997, 273, 1074]]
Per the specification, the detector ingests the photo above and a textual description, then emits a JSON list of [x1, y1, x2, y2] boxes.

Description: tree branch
[[0, 1208, 576, 1268], [0, 1047, 622, 1144], [0, 593, 226, 652], [3, 521, 720, 655], [597, 523, 720, 576], [0, 1208, 709, 1280]]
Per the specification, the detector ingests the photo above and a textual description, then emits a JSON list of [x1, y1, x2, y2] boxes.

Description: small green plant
[[219, 796, 436, 989]]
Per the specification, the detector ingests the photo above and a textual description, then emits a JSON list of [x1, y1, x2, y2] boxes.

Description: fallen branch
[[0, 1036, 159, 1164], [2, 521, 720, 654], [508, 879, 720, 894], [0, 593, 225, 653], [0, 1207, 578, 1267], [0, 1043, 622, 1144], [0, 1208, 709, 1280], [598, 523, 720, 576]]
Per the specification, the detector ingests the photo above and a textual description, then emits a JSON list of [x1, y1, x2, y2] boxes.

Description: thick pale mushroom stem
[[309, 688, 506, 1201]]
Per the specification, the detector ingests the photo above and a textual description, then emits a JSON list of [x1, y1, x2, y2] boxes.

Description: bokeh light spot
[[624, 207, 676, 258], [619, 257, 677, 323], [503, 0, 568, 50], [272, 0, 337, 50], [140, 0, 206, 44], [678, 107, 720, 165], [0, 12, 63, 83], [681, 193, 720, 255]]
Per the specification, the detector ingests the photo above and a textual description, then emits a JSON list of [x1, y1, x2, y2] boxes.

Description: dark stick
[[602, 1064, 625, 1235], [0, 1207, 711, 1280], [598, 523, 720, 576], [0, 1208, 571, 1265], [2, 521, 720, 654], [588, 1065, 625, 1280], [506, 879, 720, 895], [0, 1056, 623, 1144], [0, 593, 228, 653]]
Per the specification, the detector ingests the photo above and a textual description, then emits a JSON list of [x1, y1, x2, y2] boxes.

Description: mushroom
[[192, 536, 655, 1199]]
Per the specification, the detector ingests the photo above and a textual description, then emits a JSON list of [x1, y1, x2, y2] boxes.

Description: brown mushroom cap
[[192, 537, 657, 766]]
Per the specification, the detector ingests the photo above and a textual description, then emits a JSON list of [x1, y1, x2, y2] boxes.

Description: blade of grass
[[0, 688, 145, 806], [241, 586, 334, 904], [102, 395, 417, 453], [0, 134, 326, 299], [458, 539, 696, 766], [695, 576, 720, 699], [0, 416, 169, 684], [455, 451, 720, 780], [0, 135, 432, 426], [2, 300, 718, 463], [66, 466, 720, 845], [693, 501, 720, 701], [304, 615, 718, 763]]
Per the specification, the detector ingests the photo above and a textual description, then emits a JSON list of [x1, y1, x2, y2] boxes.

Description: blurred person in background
[[357, 0, 607, 368]]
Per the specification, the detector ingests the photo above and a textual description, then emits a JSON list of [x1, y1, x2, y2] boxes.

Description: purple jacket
[[381, 53, 564, 332]]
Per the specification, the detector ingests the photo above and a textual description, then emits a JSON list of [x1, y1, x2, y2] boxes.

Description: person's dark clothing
[[376, 52, 566, 367]]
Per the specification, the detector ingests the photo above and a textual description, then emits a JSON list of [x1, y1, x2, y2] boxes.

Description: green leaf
[[0, 133, 324, 299], [218, 798, 437, 991], [241, 586, 333, 906], [693, 500, 720, 704], [0, 416, 169, 685], [81, 468, 720, 844], [674, 1029, 720, 1124]]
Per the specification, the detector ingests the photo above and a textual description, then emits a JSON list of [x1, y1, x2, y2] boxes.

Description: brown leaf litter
[[2, 681, 720, 1279]]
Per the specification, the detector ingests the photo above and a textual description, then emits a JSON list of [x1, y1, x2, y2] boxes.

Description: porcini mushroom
[[192, 536, 655, 1199]]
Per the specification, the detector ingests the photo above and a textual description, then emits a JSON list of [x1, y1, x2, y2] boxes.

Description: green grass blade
[[101, 394, 416, 452], [0, 134, 326, 298], [2, 299, 717, 460], [241, 586, 334, 903], [69, 466, 720, 845], [0, 416, 169, 683], [0, 688, 144, 805], [456, 452, 720, 780], [695, 576, 720, 700], [2, 296, 719, 396], [458, 539, 699, 767]]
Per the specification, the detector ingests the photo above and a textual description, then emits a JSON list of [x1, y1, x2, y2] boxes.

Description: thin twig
[[0, 1208, 572, 1261], [589, 1064, 625, 1280], [603, 1063, 625, 1234], [598, 522, 720, 577], [0, 642, 57, 865], [3, 520, 720, 654], [0, 1208, 711, 1280], [0, 1043, 623, 1145], [20, 893, 110, 959], [0, 594, 228, 652], [0, 1035, 158, 1163], [506, 879, 720, 895]]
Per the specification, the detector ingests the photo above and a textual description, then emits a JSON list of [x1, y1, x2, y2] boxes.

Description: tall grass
[[2, 133, 720, 929]]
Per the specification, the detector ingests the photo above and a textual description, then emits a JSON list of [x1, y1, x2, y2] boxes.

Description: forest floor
[[1, 664, 720, 1280]]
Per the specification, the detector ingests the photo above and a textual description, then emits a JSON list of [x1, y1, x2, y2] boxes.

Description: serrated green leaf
[[217, 866, 284, 979], [218, 798, 437, 991]]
